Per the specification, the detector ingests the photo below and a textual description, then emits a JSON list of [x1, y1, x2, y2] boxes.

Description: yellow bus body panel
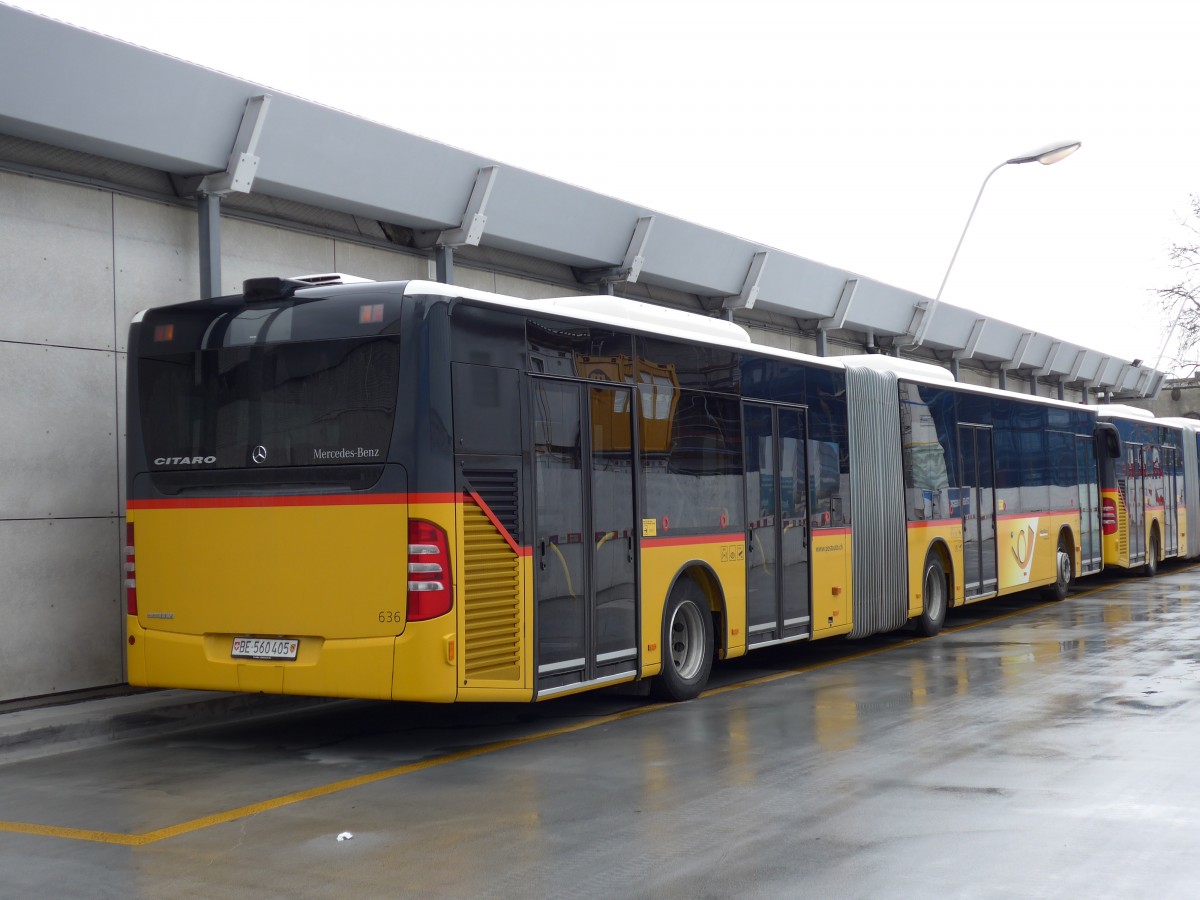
[[130, 502, 409, 639], [639, 536, 746, 675], [994, 512, 1071, 596], [129, 498, 459, 701], [128, 614, 397, 699], [811, 529, 853, 638], [909, 513, 1081, 608], [1177, 504, 1187, 559], [906, 522, 963, 616], [392, 618, 459, 703]]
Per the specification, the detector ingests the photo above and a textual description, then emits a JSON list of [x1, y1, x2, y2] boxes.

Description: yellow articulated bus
[[124, 276, 1156, 704], [1095, 407, 1190, 576]]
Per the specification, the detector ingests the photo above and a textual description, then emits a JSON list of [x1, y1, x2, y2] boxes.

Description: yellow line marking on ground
[[0, 820, 139, 846], [0, 703, 663, 846], [2, 571, 1187, 846]]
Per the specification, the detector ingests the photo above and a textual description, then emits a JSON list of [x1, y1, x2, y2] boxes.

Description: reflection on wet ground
[[4, 564, 1200, 897]]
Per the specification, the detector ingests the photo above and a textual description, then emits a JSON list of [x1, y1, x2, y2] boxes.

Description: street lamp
[[912, 141, 1081, 347]]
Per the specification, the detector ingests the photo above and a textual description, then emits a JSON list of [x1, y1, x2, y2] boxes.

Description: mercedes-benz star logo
[[251, 445, 268, 464]]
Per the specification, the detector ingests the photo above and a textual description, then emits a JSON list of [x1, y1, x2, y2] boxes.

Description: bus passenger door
[[1162, 447, 1179, 557], [743, 402, 811, 646], [1126, 443, 1147, 565], [958, 425, 997, 599], [1075, 435, 1102, 575], [531, 378, 638, 696]]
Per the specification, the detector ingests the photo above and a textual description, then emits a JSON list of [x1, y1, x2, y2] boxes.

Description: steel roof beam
[[953, 318, 988, 360], [438, 165, 498, 248], [1067, 349, 1088, 383], [434, 165, 498, 285], [575, 215, 656, 292], [1035, 341, 1064, 377], [721, 251, 770, 312], [1088, 356, 1115, 391], [819, 278, 858, 332], [1007, 332, 1035, 371], [198, 94, 271, 196], [174, 94, 272, 298]]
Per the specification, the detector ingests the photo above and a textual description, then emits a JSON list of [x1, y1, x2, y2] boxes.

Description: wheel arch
[[921, 537, 955, 608], [665, 561, 727, 652], [1147, 519, 1162, 573], [1057, 523, 1077, 566]]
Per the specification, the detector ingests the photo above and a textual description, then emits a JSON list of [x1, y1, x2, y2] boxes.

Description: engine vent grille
[[462, 469, 519, 542], [461, 499, 522, 682]]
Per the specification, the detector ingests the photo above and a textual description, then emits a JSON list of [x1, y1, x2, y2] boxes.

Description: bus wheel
[[1144, 531, 1160, 578], [1047, 538, 1073, 601], [651, 579, 714, 702], [914, 553, 947, 637]]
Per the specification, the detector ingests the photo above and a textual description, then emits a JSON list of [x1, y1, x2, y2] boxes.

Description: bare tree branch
[[1154, 195, 1200, 368]]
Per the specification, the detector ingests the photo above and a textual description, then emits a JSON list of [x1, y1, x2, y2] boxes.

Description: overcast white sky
[[13, 0, 1200, 370]]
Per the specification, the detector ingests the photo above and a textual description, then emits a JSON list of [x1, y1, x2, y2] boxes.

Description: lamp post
[[912, 141, 1081, 348]]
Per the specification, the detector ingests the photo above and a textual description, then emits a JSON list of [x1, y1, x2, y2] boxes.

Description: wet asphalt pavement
[[2, 564, 1199, 899]]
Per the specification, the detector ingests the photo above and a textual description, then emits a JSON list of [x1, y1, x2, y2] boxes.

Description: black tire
[[651, 579, 714, 701], [1047, 538, 1073, 601], [1144, 531, 1160, 578], [914, 553, 948, 637]]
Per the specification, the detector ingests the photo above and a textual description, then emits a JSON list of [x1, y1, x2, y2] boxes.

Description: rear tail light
[[125, 522, 138, 615], [1102, 497, 1118, 535], [407, 520, 452, 621]]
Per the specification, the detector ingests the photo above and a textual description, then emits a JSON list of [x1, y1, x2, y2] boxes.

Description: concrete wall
[[0, 169, 564, 702], [1127, 380, 1200, 419], [1, 172, 122, 700]]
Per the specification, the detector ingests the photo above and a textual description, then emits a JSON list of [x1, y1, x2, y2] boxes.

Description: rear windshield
[[136, 293, 401, 470]]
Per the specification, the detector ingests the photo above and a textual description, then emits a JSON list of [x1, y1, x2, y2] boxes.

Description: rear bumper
[[127, 616, 458, 702]]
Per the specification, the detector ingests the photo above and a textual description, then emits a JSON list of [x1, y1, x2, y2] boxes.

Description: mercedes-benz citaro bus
[[125, 274, 1142, 704]]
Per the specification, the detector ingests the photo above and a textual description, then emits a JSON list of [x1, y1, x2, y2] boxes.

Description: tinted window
[[139, 336, 400, 469], [527, 320, 631, 381], [638, 336, 740, 392], [641, 389, 743, 536], [900, 383, 955, 521]]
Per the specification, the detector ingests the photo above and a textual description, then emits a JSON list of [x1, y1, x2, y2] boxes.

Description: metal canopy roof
[[0, 4, 1161, 398]]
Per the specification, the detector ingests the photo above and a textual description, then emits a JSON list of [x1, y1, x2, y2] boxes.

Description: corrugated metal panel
[[1183, 437, 1200, 558], [461, 501, 522, 682], [845, 365, 909, 638]]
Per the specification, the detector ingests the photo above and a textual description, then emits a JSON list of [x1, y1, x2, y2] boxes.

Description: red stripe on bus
[[643, 533, 740, 548], [910, 512, 1089, 528], [408, 493, 465, 506], [996, 509, 1079, 522]]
